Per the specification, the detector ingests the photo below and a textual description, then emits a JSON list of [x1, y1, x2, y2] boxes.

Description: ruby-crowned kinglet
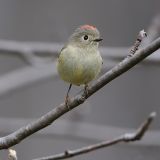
[[57, 25, 103, 107]]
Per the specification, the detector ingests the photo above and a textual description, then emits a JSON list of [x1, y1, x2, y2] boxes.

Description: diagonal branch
[[0, 33, 159, 149], [33, 112, 156, 160]]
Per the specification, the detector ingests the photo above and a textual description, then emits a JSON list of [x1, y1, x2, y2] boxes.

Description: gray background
[[0, 0, 160, 160]]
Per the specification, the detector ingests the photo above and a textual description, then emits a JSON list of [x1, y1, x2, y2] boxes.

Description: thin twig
[[33, 112, 156, 160], [129, 30, 147, 55], [0, 117, 159, 145], [0, 33, 159, 150]]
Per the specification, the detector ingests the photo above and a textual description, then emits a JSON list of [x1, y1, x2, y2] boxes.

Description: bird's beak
[[93, 38, 103, 42]]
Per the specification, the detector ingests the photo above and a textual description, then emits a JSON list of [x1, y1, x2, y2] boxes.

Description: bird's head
[[69, 25, 102, 48]]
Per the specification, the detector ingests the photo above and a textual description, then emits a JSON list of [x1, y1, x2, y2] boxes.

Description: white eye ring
[[83, 35, 88, 40]]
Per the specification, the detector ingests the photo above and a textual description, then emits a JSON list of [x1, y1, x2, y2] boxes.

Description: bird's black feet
[[65, 95, 71, 110], [65, 84, 72, 110], [82, 84, 89, 99]]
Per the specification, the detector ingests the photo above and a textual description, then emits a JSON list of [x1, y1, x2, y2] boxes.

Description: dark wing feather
[[58, 45, 67, 58]]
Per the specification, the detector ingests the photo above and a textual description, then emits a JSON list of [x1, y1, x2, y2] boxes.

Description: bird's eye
[[83, 35, 88, 40]]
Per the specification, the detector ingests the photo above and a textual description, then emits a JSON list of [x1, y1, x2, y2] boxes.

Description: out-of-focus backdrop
[[0, 0, 160, 160]]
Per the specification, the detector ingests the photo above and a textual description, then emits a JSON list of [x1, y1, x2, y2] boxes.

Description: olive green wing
[[58, 45, 67, 58]]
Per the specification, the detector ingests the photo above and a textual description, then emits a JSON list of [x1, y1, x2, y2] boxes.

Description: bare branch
[[0, 40, 61, 65], [123, 112, 156, 141], [0, 64, 57, 97], [129, 30, 147, 55], [33, 112, 156, 160], [0, 117, 159, 145], [0, 33, 159, 149]]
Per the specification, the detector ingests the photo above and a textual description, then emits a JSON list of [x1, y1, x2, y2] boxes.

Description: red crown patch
[[80, 25, 96, 30]]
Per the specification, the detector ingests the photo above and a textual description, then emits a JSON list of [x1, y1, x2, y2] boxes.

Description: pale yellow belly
[[57, 50, 102, 85]]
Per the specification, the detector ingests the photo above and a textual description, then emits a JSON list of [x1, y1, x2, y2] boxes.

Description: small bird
[[57, 25, 103, 107]]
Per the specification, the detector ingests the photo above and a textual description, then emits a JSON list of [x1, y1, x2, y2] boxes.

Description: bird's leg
[[65, 84, 72, 109], [82, 84, 89, 99]]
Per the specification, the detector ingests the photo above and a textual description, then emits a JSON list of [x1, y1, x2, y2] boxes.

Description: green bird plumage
[[57, 25, 103, 107]]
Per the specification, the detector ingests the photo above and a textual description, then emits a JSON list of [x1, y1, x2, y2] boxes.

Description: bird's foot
[[65, 84, 72, 110], [82, 84, 89, 100], [65, 95, 71, 110]]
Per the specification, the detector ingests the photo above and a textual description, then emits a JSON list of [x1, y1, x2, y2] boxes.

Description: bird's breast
[[57, 46, 102, 85]]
